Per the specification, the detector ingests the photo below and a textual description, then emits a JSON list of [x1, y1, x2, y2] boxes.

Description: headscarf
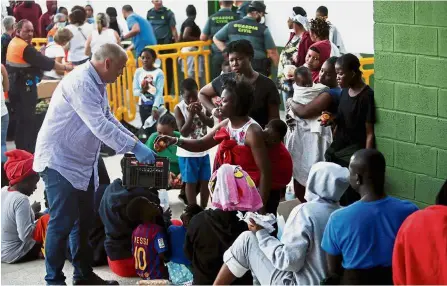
[[208, 164, 263, 212], [4, 149, 37, 186], [308, 40, 332, 83]]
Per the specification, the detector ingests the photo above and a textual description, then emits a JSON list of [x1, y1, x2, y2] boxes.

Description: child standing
[[263, 119, 293, 214], [166, 204, 203, 285], [42, 28, 73, 79], [133, 48, 165, 126], [127, 197, 169, 280], [174, 78, 214, 207]]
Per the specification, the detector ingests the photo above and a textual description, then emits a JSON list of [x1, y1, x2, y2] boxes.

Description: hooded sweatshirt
[[255, 162, 349, 285], [184, 209, 253, 285]]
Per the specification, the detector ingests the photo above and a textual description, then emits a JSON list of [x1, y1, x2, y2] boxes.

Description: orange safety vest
[[6, 37, 31, 68]]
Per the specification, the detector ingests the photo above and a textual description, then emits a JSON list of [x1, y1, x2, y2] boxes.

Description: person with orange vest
[[6, 19, 72, 153]]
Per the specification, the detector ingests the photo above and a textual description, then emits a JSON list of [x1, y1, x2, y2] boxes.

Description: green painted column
[[374, 1, 447, 207]]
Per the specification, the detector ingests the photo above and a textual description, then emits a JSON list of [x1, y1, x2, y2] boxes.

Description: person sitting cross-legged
[[214, 162, 350, 285], [1, 149, 44, 264]]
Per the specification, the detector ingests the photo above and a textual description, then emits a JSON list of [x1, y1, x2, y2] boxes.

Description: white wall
[[29, 0, 373, 54], [32, 0, 210, 38], [264, 0, 374, 54]]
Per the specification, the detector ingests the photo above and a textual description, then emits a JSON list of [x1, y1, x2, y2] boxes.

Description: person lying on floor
[[214, 162, 349, 285], [1, 149, 46, 263], [99, 157, 171, 277]]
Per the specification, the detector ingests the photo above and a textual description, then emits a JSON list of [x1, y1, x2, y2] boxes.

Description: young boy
[[174, 79, 214, 208], [146, 113, 182, 188], [166, 204, 203, 285], [127, 196, 169, 280], [264, 119, 293, 214]]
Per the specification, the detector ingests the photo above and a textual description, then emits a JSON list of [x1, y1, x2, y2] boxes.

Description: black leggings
[[8, 82, 37, 153]]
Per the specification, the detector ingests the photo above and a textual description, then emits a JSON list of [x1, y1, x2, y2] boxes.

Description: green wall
[[374, 1, 447, 207]]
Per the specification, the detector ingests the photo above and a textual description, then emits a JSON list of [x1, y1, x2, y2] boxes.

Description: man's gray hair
[[53, 13, 66, 23], [93, 43, 128, 62], [3, 16, 16, 31]]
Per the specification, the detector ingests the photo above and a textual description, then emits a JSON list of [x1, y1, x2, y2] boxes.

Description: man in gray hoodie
[[214, 162, 350, 285]]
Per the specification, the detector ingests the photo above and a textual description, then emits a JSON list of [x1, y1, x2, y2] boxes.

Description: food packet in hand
[[319, 111, 332, 126], [154, 138, 168, 152]]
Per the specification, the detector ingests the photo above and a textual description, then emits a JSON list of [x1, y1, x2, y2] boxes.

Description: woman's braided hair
[[309, 17, 330, 40]]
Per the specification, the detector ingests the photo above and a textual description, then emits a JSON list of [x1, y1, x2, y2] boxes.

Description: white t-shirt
[[1, 187, 36, 263], [66, 23, 93, 62], [43, 43, 66, 79], [176, 100, 208, 158], [90, 29, 117, 56]]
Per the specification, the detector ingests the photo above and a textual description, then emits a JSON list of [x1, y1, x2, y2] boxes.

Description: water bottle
[[285, 185, 296, 201], [158, 189, 169, 212]]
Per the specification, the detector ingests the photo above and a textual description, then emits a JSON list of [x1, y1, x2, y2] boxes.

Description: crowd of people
[[1, 1, 447, 286]]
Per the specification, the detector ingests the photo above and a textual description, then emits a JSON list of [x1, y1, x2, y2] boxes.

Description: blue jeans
[[40, 168, 94, 285], [1, 114, 9, 163]]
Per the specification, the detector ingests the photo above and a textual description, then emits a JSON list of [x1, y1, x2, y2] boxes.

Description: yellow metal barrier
[[359, 57, 374, 85], [144, 40, 212, 111], [31, 38, 47, 50]]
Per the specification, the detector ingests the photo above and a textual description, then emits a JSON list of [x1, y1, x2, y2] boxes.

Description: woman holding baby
[[285, 53, 336, 201]]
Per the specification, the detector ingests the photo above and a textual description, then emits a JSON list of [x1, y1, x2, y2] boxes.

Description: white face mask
[[56, 22, 66, 28]]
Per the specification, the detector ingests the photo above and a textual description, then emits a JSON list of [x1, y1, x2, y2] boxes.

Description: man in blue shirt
[[121, 5, 157, 57], [321, 149, 418, 285], [34, 44, 156, 285]]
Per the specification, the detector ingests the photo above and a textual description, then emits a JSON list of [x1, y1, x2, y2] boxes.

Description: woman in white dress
[[85, 13, 121, 57]]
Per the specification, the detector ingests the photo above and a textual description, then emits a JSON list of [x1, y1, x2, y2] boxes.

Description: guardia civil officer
[[213, 1, 279, 76], [200, 1, 240, 79], [147, 0, 178, 94]]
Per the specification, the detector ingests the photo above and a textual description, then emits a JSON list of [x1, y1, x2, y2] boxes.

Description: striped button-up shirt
[[33, 62, 136, 191]]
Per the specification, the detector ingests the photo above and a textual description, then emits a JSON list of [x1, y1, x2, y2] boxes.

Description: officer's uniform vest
[[209, 9, 240, 53], [147, 7, 172, 43], [227, 17, 267, 59], [6, 37, 31, 70]]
